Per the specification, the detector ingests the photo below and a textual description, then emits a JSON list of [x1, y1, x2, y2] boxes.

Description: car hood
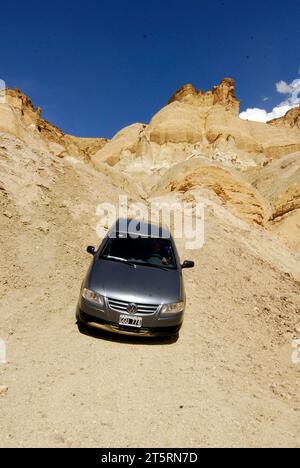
[[87, 259, 182, 304]]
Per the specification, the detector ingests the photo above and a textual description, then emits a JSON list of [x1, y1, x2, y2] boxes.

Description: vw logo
[[127, 303, 138, 314]]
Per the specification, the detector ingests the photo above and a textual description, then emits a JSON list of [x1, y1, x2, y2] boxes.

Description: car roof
[[108, 218, 171, 239]]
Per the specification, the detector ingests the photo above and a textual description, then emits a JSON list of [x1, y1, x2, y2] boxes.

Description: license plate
[[119, 314, 142, 328]]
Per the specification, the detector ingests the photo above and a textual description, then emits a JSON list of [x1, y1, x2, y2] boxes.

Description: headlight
[[160, 301, 185, 315], [82, 288, 104, 306]]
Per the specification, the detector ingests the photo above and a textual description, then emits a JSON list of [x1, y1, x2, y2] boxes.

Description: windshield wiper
[[100, 256, 136, 267], [100, 256, 173, 271]]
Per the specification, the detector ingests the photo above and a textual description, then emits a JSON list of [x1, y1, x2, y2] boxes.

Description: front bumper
[[76, 305, 183, 338]]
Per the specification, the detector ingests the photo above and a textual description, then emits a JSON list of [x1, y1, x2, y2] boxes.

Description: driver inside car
[[146, 238, 169, 266]]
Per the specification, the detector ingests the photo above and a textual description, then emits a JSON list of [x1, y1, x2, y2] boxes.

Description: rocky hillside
[[0, 79, 300, 448], [0, 88, 108, 161], [168, 78, 240, 113], [268, 105, 300, 129], [92, 78, 300, 174], [1, 80, 300, 251]]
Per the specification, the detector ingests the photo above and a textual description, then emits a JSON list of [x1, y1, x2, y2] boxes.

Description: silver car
[[76, 219, 194, 338]]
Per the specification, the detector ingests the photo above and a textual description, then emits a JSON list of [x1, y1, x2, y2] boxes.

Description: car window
[[99, 235, 177, 269]]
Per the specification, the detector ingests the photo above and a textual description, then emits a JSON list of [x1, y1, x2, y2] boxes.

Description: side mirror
[[86, 245, 96, 255], [181, 260, 194, 269]]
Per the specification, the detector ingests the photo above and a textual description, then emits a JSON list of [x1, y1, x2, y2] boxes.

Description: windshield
[[99, 235, 177, 269]]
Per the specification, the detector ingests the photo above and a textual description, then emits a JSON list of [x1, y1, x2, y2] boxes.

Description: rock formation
[[268, 105, 300, 129], [1, 79, 300, 252], [0, 88, 108, 160], [92, 78, 300, 176], [168, 78, 240, 114]]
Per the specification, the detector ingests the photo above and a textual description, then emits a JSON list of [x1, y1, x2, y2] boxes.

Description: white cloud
[[276, 80, 293, 94], [240, 104, 293, 122], [276, 75, 300, 98], [240, 69, 300, 122]]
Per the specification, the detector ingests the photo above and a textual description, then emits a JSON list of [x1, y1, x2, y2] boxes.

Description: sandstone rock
[[268, 105, 300, 129], [204, 105, 300, 159], [3, 81, 300, 180], [91, 123, 146, 167], [247, 152, 300, 218], [151, 159, 268, 226], [246, 152, 300, 251], [168, 83, 198, 104], [1, 79, 300, 253], [0, 88, 108, 160], [168, 78, 240, 114], [143, 80, 300, 168], [147, 101, 205, 145], [212, 78, 240, 114]]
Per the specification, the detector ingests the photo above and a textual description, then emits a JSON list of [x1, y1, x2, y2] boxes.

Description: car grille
[[107, 297, 159, 315]]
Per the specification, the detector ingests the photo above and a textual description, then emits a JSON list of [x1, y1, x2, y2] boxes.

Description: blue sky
[[1, 0, 300, 138]]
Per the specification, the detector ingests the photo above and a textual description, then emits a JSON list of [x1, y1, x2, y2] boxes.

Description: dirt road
[[0, 134, 300, 447]]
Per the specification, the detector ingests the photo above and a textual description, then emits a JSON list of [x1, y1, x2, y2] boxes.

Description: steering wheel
[[147, 254, 168, 266], [147, 253, 162, 259]]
